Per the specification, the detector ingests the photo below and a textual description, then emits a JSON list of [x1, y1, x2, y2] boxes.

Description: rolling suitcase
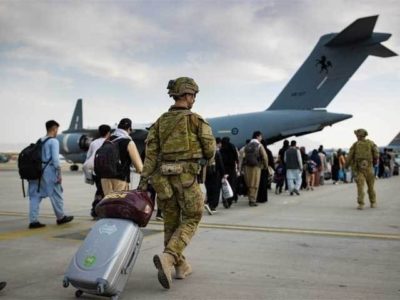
[[63, 218, 143, 300]]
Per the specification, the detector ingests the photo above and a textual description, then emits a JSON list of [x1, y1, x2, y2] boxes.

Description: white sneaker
[[204, 204, 213, 215]]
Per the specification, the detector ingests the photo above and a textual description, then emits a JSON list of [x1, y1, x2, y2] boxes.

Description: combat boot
[[370, 203, 377, 208], [175, 260, 192, 279], [153, 253, 176, 289], [357, 204, 364, 210]]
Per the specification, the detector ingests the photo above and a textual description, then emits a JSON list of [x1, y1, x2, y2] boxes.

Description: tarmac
[[0, 164, 399, 300]]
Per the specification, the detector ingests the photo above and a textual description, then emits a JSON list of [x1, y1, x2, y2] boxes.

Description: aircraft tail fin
[[268, 15, 397, 110], [388, 132, 400, 147], [67, 99, 83, 131]]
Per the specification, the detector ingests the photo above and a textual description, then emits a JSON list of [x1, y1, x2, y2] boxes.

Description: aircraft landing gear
[[70, 165, 79, 171]]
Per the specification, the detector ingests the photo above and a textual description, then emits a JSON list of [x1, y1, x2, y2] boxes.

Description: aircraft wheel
[[70, 165, 79, 171], [75, 290, 83, 298], [62, 278, 69, 288]]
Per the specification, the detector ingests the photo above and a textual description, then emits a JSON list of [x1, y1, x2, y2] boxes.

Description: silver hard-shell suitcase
[[63, 218, 143, 300]]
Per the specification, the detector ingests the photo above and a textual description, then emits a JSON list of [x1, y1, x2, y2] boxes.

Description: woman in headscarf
[[219, 137, 239, 207], [308, 149, 321, 190]]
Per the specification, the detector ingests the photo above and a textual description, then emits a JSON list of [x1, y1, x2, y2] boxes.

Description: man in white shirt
[[83, 124, 111, 218]]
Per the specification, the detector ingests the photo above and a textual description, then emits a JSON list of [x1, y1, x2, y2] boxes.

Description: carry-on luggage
[[95, 190, 154, 227], [63, 218, 143, 300], [221, 178, 234, 199]]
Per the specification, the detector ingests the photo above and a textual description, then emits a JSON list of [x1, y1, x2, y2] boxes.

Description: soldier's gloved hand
[[137, 177, 148, 191]]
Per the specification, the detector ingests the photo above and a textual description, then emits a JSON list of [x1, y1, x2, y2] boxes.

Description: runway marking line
[[0, 211, 93, 241], [198, 223, 400, 240], [1, 211, 399, 241]]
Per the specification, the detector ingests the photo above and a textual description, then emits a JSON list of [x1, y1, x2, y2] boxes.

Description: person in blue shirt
[[28, 120, 73, 229]]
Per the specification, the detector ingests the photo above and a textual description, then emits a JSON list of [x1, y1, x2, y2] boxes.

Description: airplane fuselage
[[208, 109, 352, 147], [57, 109, 352, 164]]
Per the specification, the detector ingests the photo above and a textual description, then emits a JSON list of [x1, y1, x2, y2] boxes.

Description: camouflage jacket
[[141, 106, 215, 178], [346, 139, 379, 170]]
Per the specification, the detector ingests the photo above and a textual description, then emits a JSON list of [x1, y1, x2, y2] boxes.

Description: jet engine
[[56, 133, 93, 155]]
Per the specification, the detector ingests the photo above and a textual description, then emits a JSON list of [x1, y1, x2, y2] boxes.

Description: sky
[[0, 0, 399, 154]]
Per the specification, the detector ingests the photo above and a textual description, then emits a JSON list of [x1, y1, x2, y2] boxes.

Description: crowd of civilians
[[203, 135, 398, 215]]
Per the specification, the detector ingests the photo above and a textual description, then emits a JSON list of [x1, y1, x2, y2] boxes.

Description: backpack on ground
[[94, 138, 125, 178], [244, 142, 261, 166], [18, 137, 52, 196]]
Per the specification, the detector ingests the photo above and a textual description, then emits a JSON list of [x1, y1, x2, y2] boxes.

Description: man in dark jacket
[[205, 138, 226, 213], [257, 139, 272, 203], [264, 141, 275, 190], [278, 140, 289, 191], [100, 118, 143, 195], [284, 140, 303, 195]]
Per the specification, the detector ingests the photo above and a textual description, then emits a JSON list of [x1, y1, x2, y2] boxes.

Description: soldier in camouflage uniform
[[138, 77, 215, 289], [345, 129, 379, 210]]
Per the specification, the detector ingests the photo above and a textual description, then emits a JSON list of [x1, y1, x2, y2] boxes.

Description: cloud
[[1, 0, 399, 87], [0, 0, 399, 148], [0, 1, 169, 86]]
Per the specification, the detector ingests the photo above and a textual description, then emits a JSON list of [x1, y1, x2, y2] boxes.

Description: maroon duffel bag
[[95, 190, 154, 227]]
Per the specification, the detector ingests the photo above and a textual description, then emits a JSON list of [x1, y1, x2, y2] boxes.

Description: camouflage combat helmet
[[354, 128, 368, 137], [167, 77, 199, 97]]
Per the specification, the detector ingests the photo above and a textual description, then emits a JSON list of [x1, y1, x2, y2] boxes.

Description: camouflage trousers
[[354, 168, 376, 205], [157, 172, 204, 264]]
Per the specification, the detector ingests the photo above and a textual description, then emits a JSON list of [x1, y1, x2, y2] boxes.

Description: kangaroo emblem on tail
[[316, 55, 333, 74]]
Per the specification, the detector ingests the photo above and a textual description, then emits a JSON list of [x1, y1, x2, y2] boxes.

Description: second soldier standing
[[345, 129, 379, 210], [138, 77, 215, 289]]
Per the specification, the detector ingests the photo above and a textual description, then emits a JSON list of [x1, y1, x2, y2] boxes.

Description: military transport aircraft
[[57, 15, 397, 170]]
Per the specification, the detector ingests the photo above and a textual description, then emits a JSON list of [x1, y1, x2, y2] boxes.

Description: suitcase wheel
[[97, 283, 105, 294], [75, 290, 83, 298]]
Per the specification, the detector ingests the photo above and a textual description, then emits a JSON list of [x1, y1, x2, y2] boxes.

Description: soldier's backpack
[[94, 137, 126, 179], [159, 110, 195, 161], [354, 140, 376, 170], [18, 137, 52, 196], [354, 140, 374, 161], [244, 142, 261, 166]]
